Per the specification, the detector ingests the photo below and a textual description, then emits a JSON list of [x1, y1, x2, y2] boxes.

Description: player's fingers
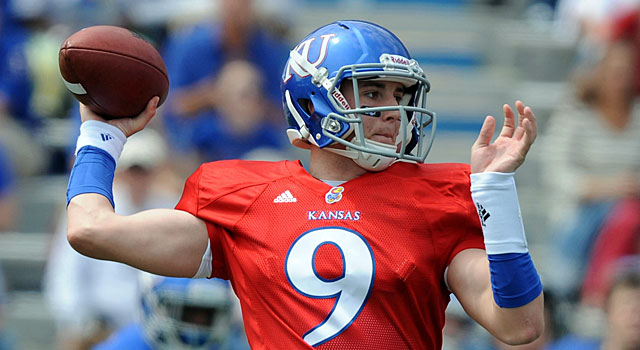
[[120, 97, 159, 136], [143, 96, 160, 120], [513, 103, 537, 140], [514, 106, 536, 142], [78, 103, 106, 123], [473, 115, 496, 149], [139, 96, 159, 126], [513, 107, 537, 156], [523, 106, 537, 142], [515, 100, 525, 127], [134, 97, 159, 124], [517, 118, 535, 155], [498, 104, 515, 138]]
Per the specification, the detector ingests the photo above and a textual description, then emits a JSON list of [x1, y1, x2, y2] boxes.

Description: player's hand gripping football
[[79, 96, 159, 137], [470, 100, 537, 174]]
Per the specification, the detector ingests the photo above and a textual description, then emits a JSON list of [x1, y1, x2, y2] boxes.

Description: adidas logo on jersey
[[274, 190, 297, 203]]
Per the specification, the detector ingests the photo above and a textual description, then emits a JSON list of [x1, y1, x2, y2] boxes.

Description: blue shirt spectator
[[0, 0, 39, 130], [161, 0, 291, 161]]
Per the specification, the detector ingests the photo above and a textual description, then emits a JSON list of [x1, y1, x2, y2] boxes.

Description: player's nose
[[381, 94, 401, 122], [381, 107, 401, 123]]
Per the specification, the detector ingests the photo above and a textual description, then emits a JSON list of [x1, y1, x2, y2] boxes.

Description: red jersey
[[175, 160, 484, 349]]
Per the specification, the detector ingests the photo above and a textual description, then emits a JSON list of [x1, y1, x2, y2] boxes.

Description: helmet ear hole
[[298, 99, 313, 115]]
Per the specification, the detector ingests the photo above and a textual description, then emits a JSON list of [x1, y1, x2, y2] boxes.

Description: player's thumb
[[120, 97, 159, 136], [138, 96, 159, 124]]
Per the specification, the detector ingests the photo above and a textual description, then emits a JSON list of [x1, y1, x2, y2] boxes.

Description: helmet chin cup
[[325, 145, 396, 172], [350, 142, 397, 171], [354, 155, 396, 172]]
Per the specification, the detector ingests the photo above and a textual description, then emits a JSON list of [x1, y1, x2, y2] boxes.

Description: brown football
[[59, 25, 169, 119]]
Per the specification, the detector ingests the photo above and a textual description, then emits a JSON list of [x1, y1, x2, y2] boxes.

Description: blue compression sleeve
[[488, 252, 542, 308], [66, 146, 116, 208]]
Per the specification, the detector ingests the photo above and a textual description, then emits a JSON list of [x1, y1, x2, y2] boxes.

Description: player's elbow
[[66, 198, 115, 258], [497, 319, 544, 346], [67, 221, 96, 255], [66, 215, 110, 258]]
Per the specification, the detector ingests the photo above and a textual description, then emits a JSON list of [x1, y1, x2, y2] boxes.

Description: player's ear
[[307, 100, 315, 114]]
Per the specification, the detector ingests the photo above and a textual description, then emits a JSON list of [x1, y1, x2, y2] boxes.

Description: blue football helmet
[[281, 20, 436, 171], [140, 274, 233, 350]]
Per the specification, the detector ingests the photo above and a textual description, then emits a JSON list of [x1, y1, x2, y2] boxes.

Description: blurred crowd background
[[1, 0, 640, 349]]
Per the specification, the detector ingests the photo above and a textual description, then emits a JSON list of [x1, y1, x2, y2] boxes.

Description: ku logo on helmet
[[283, 33, 336, 83]]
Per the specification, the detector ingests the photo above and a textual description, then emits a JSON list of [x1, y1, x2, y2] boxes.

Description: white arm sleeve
[[192, 238, 213, 279], [470, 172, 528, 255]]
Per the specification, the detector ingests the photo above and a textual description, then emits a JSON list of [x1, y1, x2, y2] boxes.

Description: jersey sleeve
[[435, 165, 485, 268], [175, 165, 203, 216], [175, 160, 279, 279]]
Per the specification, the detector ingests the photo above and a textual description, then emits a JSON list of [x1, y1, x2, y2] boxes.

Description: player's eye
[[363, 91, 379, 100]]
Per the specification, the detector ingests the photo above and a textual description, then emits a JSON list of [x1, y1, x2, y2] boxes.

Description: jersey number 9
[[285, 227, 375, 347]]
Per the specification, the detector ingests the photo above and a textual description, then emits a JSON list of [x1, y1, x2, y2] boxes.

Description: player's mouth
[[369, 133, 395, 145]]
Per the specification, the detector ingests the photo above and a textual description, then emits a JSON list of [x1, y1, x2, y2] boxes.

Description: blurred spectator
[[93, 274, 248, 350], [161, 0, 291, 166], [581, 198, 640, 308], [598, 257, 640, 350], [540, 40, 640, 299], [0, 144, 17, 232], [193, 59, 288, 161], [610, 5, 640, 96], [0, 0, 46, 176], [0, 0, 38, 129], [0, 144, 15, 350], [44, 129, 179, 350], [553, 0, 640, 63], [0, 265, 14, 350], [548, 257, 640, 350]]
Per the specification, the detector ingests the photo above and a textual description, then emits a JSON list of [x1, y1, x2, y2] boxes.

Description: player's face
[[599, 42, 635, 98], [182, 305, 216, 326], [341, 79, 405, 145]]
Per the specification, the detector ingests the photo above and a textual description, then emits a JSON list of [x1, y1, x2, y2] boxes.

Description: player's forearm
[[449, 249, 544, 345], [66, 119, 126, 259], [470, 172, 544, 343]]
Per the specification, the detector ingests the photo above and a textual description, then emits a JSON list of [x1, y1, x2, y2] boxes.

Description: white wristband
[[75, 120, 127, 162], [470, 172, 528, 255]]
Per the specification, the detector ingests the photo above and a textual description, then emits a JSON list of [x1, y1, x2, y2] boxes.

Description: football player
[[93, 275, 242, 350], [67, 20, 544, 349]]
